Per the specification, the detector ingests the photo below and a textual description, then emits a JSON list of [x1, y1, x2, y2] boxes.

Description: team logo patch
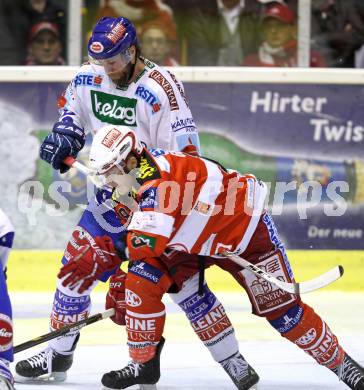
[[149, 148, 166, 157], [107, 23, 126, 44], [90, 41, 104, 53], [269, 304, 304, 334], [101, 128, 122, 148], [135, 84, 161, 114], [167, 70, 189, 107], [94, 75, 103, 85], [91, 91, 137, 126], [137, 154, 160, 182], [149, 70, 179, 111], [73, 73, 103, 87], [125, 289, 142, 307], [57, 91, 67, 109], [0, 314, 13, 352], [140, 187, 158, 210], [172, 117, 196, 132], [130, 234, 156, 249], [179, 285, 216, 322], [129, 261, 163, 284], [242, 252, 296, 315], [295, 328, 317, 346]]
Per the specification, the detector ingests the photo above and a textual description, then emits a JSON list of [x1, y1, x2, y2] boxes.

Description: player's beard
[[109, 62, 134, 88]]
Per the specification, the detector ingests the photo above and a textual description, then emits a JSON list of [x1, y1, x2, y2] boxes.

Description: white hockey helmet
[[89, 124, 144, 175]]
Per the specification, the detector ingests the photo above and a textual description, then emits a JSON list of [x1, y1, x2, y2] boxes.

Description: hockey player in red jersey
[[61, 125, 364, 390]]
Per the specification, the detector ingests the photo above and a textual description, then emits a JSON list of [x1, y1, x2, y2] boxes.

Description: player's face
[[101, 47, 136, 85], [103, 165, 125, 185], [103, 165, 135, 194]]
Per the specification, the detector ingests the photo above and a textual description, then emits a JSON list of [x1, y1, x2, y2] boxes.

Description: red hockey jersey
[[126, 150, 267, 260]]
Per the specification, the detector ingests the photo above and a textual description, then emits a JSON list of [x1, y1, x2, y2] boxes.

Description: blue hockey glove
[[40, 120, 85, 173]]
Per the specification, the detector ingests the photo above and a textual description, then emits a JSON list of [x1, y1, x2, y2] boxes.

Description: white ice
[[11, 291, 364, 389]]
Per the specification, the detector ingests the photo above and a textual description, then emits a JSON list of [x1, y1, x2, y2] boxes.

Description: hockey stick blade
[[225, 252, 344, 294], [14, 308, 115, 354]]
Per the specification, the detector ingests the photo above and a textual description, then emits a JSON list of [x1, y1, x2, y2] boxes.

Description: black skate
[[15, 333, 79, 382], [15, 347, 73, 382], [332, 353, 364, 390], [101, 337, 165, 389], [220, 352, 259, 390]]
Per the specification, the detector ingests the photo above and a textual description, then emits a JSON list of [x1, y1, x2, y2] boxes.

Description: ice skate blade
[[102, 385, 157, 390], [15, 371, 67, 383]]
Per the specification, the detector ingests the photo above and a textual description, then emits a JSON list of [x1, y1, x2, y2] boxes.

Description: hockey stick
[[224, 252, 344, 295], [63, 156, 103, 188], [14, 308, 115, 354]]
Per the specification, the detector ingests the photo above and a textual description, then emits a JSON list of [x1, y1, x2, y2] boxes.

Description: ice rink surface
[[11, 291, 364, 390]]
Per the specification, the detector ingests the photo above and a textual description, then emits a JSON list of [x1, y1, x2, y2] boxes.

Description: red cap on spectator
[[262, 3, 296, 24], [29, 22, 60, 42]]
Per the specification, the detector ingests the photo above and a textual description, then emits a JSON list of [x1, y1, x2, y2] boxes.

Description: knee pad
[[269, 302, 344, 368], [170, 273, 238, 362]]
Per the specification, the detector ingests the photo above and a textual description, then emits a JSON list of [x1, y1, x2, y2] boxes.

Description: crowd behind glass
[[1, 0, 364, 68]]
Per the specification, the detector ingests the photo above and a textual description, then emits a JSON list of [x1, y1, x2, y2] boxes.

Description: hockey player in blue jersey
[[0, 209, 15, 390]]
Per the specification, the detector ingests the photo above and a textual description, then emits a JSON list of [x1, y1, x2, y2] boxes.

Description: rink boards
[[7, 250, 364, 292]]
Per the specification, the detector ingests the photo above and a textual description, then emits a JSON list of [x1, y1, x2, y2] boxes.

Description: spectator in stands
[[27, 0, 66, 56], [26, 21, 65, 65], [243, 2, 326, 67], [186, 0, 261, 66], [0, 0, 66, 65], [140, 21, 179, 66], [96, 0, 177, 40], [0, 0, 28, 65], [311, 0, 364, 67]]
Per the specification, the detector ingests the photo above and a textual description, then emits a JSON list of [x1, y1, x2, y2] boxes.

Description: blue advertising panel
[[0, 81, 363, 249]]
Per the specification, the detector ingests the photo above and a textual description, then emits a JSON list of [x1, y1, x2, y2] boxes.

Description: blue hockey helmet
[[88, 17, 138, 61]]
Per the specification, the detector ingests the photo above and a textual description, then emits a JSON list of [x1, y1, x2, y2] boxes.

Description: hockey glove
[[105, 268, 127, 325], [40, 120, 85, 173], [58, 235, 122, 293]]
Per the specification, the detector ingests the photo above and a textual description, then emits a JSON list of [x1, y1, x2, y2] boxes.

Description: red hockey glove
[[58, 234, 122, 294], [106, 268, 127, 325]]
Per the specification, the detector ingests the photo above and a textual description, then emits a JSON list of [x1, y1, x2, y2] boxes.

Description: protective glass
[[89, 50, 132, 73]]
